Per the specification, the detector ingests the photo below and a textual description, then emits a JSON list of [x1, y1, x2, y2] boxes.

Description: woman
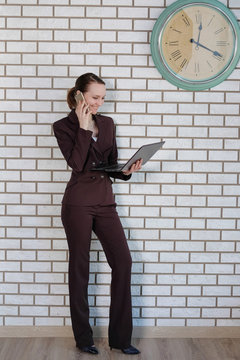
[[53, 73, 142, 355]]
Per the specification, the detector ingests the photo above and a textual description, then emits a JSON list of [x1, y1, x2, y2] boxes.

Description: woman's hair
[[67, 73, 105, 109]]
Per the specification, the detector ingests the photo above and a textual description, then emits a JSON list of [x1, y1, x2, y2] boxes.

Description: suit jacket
[[53, 109, 131, 206]]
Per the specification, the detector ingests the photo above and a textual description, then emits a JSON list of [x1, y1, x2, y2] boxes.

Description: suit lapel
[[68, 111, 111, 155], [91, 114, 104, 155]]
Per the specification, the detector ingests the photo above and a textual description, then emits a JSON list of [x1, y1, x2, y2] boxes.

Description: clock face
[[161, 5, 235, 81], [151, 0, 240, 90]]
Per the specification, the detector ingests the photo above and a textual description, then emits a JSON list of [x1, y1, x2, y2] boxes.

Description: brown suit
[[53, 110, 133, 349], [53, 109, 131, 206]]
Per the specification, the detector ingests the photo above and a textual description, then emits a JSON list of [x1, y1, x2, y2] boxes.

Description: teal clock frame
[[150, 0, 240, 90]]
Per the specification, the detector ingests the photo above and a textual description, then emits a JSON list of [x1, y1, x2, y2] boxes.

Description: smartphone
[[75, 91, 85, 104]]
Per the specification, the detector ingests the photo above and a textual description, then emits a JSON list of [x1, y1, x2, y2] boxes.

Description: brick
[[7, 42, 37, 53], [210, 104, 239, 114], [103, 0, 130, 4], [142, 286, 170, 296], [188, 275, 216, 285], [177, 196, 206, 207], [203, 286, 231, 296], [144, 263, 173, 273], [161, 207, 190, 218], [187, 319, 215, 326], [173, 286, 201, 296], [22, 77, 51, 88], [146, 218, 174, 229], [7, 159, 36, 170], [161, 230, 189, 240], [207, 219, 235, 229], [175, 241, 204, 251], [103, 19, 132, 30], [102, 67, 131, 78], [162, 161, 192, 172], [179, 104, 208, 114], [175, 264, 203, 273], [192, 208, 221, 218], [39, 18, 68, 29], [145, 241, 173, 251], [142, 308, 170, 317], [163, 115, 192, 125], [194, 139, 223, 149], [130, 206, 159, 217], [117, 102, 146, 113], [147, 103, 177, 114], [208, 197, 236, 207], [209, 150, 238, 161], [176, 219, 205, 229], [118, 7, 148, 18], [207, 242, 234, 252], [202, 308, 230, 318], [23, 30, 52, 41], [39, 42, 68, 53], [194, 116, 223, 126], [70, 42, 100, 54], [86, 31, 116, 42], [191, 230, 220, 241], [0, 306, 18, 316], [0, 5, 21, 16], [172, 308, 200, 318], [157, 319, 185, 326], [71, 18, 100, 29], [193, 162, 222, 173], [188, 297, 216, 307], [23, 6, 53, 17], [117, 79, 146, 90], [157, 297, 185, 307], [118, 31, 148, 42], [195, 92, 224, 103], [178, 150, 207, 160]]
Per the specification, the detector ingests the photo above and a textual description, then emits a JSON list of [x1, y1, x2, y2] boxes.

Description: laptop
[[91, 141, 165, 172]]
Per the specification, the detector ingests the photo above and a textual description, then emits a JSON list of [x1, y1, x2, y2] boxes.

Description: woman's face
[[83, 82, 106, 115]]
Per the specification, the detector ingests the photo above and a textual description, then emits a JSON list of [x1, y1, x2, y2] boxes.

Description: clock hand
[[196, 22, 203, 49], [190, 38, 223, 57]]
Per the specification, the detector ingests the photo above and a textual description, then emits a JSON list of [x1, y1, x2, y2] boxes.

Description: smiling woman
[[52, 73, 141, 356]]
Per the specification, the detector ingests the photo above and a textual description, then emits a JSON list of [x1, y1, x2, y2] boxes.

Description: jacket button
[[91, 176, 96, 180], [92, 162, 96, 166], [100, 175, 104, 179]]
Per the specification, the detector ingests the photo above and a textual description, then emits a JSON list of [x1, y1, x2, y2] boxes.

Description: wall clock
[[150, 0, 240, 90]]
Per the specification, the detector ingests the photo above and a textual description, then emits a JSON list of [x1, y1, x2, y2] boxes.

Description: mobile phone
[[75, 91, 85, 104]]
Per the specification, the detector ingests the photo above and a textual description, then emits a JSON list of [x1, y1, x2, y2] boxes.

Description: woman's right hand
[[75, 97, 92, 130]]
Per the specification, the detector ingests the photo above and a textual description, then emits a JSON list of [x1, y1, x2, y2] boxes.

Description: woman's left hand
[[122, 159, 143, 176]]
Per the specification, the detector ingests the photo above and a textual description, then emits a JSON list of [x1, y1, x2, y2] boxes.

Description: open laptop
[[91, 141, 165, 172]]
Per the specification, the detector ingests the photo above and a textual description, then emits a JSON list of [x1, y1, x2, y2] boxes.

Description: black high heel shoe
[[110, 345, 140, 355], [77, 344, 99, 354]]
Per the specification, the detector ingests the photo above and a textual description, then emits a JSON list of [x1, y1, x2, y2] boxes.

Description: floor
[[0, 337, 240, 360]]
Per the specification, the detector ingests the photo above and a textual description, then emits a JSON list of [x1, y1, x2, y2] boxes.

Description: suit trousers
[[61, 203, 133, 349]]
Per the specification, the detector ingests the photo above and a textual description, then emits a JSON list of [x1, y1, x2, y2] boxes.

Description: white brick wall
[[0, 0, 240, 328]]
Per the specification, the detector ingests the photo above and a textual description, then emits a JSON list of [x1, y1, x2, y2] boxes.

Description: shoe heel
[[110, 347, 112, 350]]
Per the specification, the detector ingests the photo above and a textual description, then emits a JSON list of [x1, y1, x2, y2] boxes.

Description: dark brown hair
[[67, 73, 105, 109]]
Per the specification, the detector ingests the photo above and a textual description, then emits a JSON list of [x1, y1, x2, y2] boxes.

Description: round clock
[[150, 0, 240, 90]]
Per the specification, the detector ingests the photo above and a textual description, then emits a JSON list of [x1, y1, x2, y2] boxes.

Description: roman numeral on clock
[[216, 41, 228, 46], [169, 41, 179, 46], [171, 50, 182, 61], [180, 58, 188, 69], [195, 12, 202, 24], [195, 62, 200, 74], [215, 27, 225, 35], [182, 15, 190, 26]]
